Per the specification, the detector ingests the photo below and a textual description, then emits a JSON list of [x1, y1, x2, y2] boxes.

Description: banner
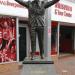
[[0, 16, 16, 63], [0, 0, 28, 17], [51, 0, 75, 23]]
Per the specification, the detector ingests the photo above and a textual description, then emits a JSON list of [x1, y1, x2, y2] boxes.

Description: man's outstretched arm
[[44, 0, 60, 9], [15, 0, 29, 8]]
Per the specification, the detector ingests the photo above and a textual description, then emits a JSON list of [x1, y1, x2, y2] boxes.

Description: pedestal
[[21, 64, 58, 75], [23, 57, 54, 64]]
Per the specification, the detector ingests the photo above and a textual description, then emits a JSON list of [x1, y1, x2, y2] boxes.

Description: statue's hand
[[35, 7, 45, 15], [39, 8, 45, 15], [30, 7, 45, 15], [30, 7, 36, 14]]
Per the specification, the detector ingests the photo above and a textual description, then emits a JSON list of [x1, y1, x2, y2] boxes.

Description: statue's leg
[[29, 27, 36, 60], [36, 26, 44, 59]]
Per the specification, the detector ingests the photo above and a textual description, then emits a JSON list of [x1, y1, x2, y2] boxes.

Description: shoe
[[31, 57, 34, 60], [30, 52, 34, 60], [40, 56, 44, 59]]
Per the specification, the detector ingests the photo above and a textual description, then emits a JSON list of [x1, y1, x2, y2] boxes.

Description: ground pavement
[[0, 54, 75, 75], [52, 54, 75, 75]]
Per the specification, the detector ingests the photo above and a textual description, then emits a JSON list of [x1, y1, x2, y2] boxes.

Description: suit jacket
[[15, 0, 59, 27]]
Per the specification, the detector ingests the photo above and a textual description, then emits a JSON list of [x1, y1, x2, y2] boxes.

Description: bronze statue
[[15, 0, 60, 60]]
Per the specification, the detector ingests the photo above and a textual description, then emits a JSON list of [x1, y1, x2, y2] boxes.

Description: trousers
[[29, 26, 44, 56]]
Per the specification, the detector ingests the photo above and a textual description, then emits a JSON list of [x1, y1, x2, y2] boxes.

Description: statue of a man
[[15, 0, 60, 60]]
